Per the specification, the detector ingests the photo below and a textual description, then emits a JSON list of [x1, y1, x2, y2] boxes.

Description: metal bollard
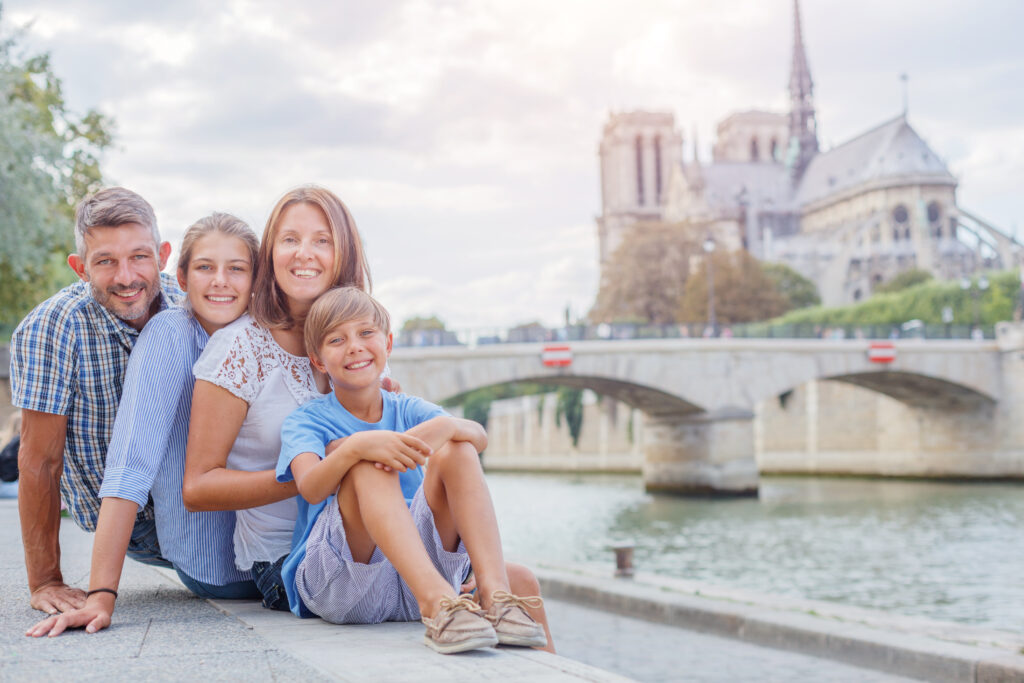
[[612, 543, 635, 578]]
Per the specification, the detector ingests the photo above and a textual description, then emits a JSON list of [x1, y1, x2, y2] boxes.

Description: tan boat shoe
[[484, 590, 547, 647], [421, 594, 498, 654]]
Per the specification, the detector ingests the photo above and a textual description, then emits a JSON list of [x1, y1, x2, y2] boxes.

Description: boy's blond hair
[[304, 287, 392, 359]]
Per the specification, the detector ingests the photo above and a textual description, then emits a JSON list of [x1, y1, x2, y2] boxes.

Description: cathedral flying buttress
[[596, 0, 1016, 307]]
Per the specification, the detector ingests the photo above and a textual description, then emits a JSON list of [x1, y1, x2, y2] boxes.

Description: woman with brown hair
[[182, 185, 373, 609]]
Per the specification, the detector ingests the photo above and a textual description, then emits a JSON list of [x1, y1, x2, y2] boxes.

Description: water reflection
[[489, 473, 1024, 633]]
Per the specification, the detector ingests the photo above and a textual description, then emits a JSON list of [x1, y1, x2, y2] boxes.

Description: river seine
[[487, 473, 1024, 633]]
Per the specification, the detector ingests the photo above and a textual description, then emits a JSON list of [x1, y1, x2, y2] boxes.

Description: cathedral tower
[[596, 112, 682, 267], [788, 0, 818, 181]]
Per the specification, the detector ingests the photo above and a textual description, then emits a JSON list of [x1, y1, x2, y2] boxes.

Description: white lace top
[[193, 314, 324, 570]]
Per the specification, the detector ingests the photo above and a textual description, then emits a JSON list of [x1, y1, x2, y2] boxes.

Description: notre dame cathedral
[[596, 0, 1016, 306]]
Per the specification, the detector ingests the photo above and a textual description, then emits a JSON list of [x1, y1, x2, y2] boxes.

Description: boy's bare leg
[[422, 440, 510, 609], [339, 461, 455, 618], [506, 562, 555, 652]]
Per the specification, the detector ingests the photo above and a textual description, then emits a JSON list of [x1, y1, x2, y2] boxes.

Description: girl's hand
[[25, 596, 114, 637], [346, 430, 431, 472]]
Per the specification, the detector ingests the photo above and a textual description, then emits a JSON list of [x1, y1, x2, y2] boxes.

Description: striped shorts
[[296, 487, 471, 624]]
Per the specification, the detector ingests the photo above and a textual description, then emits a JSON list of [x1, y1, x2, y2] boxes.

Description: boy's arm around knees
[[289, 430, 434, 504], [406, 416, 487, 454]]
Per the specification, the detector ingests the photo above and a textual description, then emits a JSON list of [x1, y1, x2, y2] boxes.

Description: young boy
[[275, 287, 548, 654]]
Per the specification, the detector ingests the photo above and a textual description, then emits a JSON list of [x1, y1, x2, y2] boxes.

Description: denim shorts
[[125, 517, 173, 568], [251, 555, 289, 611], [175, 568, 261, 601]]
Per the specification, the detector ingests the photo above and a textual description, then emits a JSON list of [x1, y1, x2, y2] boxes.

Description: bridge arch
[[439, 375, 704, 418], [823, 371, 995, 410]]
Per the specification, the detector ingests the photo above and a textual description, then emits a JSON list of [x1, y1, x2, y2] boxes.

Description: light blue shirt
[[99, 308, 250, 586], [10, 273, 182, 531], [276, 389, 446, 616]]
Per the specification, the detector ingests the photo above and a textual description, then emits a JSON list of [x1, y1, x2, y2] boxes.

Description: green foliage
[[773, 271, 1018, 326], [460, 391, 492, 432], [444, 383, 588, 448], [554, 387, 584, 448], [874, 268, 933, 294], [401, 315, 447, 332], [0, 8, 114, 324], [442, 383, 556, 434], [679, 250, 789, 324], [761, 262, 821, 310]]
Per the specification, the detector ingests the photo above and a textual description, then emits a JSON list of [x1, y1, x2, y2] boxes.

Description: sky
[[5, 0, 1023, 330]]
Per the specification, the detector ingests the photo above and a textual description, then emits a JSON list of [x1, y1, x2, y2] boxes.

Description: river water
[[487, 473, 1024, 634]]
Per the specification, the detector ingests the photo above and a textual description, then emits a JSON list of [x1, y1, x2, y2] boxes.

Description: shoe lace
[[437, 594, 483, 617], [490, 590, 544, 610]]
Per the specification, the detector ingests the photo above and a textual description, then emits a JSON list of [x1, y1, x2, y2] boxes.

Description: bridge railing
[[394, 321, 996, 348]]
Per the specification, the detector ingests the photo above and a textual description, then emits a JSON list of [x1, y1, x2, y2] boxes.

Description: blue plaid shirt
[[9, 273, 184, 532]]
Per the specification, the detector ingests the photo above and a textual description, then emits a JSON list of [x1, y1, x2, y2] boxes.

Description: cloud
[[5, 0, 1022, 329]]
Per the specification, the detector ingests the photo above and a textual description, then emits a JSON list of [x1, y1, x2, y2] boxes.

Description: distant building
[[596, 112, 682, 266], [596, 0, 1016, 306]]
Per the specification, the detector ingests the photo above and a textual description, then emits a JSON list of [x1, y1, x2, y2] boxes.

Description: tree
[[554, 387, 584, 448], [774, 271, 1018, 327], [591, 221, 699, 324], [442, 382, 556, 447], [401, 315, 446, 333], [874, 268, 933, 294], [762, 262, 820, 311], [507, 320, 547, 343], [0, 9, 114, 326], [398, 314, 457, 346], [678, 250, 788, 324]]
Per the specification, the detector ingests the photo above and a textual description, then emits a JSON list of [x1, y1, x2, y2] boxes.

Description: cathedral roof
[[795, 115, 956, 207], [694, 162, 793, 211]]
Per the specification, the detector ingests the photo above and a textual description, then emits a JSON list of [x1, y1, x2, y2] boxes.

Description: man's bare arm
[[18, 409, 85, 614]]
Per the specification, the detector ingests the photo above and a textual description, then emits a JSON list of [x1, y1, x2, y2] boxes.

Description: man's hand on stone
[[29, 582, 86, 615]]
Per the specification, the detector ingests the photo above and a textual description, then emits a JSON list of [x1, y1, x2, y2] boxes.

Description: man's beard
[[92, 279, 160, 322]]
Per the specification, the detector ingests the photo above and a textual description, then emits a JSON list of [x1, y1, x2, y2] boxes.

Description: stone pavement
[[5, 498, 1021, 682], [0, 501, 623, 682], [538, 566, 1024, 683], [546, 598, 920, 682]]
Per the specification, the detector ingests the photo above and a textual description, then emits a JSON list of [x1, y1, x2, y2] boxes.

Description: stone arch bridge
[[390, 325, 1024, 495]]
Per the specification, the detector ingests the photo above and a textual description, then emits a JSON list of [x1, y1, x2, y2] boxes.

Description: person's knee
[[344, 460, 401, 499], [507, 562, 541, 595], [431, 439, 478, 470], [348, 459, 397, 483]]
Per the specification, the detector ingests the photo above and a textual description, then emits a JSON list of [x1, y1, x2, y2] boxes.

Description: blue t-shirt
[[276, 389, 446, 617]]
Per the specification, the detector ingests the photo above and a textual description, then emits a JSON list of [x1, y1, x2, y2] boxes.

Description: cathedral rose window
[[892, 205, 909, 224]]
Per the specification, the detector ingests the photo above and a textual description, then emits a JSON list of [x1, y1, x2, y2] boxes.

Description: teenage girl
[[28, 213, 263, 637]]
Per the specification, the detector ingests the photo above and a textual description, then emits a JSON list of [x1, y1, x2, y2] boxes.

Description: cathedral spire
[[788, 0, 818, 181]]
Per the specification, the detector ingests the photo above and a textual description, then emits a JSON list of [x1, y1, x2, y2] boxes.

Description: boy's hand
[[347, 430, 431, 472], [381, 376, 402, 393]]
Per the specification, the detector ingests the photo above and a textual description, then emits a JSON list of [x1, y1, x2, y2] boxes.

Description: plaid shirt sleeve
[[10, 300, 79, 416]]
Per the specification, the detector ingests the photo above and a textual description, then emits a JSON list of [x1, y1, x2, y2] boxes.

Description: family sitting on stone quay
[[11, 185, 554, 655]]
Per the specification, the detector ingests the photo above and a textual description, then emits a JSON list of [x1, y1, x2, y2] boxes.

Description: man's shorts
[[296, 487, 471, 624]]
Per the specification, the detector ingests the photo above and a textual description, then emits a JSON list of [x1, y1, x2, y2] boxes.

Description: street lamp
[[1015, 243, 1024, 323], [960, 275, 989, 339], [703, 235, 717, 337]]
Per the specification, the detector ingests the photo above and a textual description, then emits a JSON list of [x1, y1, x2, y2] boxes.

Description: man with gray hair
[[10, 187, 183, 614]]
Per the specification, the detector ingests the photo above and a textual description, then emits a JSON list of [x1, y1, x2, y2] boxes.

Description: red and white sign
[[867, 342, 896, 364], [541, 345, 572, 367]]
